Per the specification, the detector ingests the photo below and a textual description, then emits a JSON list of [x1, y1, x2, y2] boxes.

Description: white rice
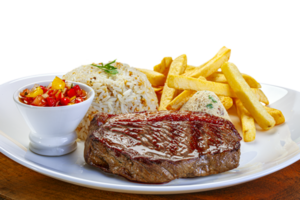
[[63, 61, 158, 140]]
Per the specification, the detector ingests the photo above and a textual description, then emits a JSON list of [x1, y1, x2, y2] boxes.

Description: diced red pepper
[[73, 85, 80, 91], [67, 88, 76, 98], [61, 97, 70, 105], [55, 91, 64, 101], [24, 97, 33, 104], [46, 97, 56, 107], [49, 89, 59, 97], [73, 85, 82, 96]]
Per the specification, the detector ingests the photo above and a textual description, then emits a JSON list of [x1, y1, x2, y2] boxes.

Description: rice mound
[[63, 61, 158, 140]]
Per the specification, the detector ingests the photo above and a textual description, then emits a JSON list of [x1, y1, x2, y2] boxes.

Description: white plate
[[0, 73, 299, 194]]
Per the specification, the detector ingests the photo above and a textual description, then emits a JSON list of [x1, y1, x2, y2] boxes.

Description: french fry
[[206, 72, 227, 82], [252, 88, 269, 105], [235, 99, 256, 142], [221, 62, 275, 130], [159, 54, 187, 110], [152, 86, 164, 92], [241, 73, 261, 88], [167, 75, 269, 107], [167, 75, 236, 96], [184, 65, 198, 74], [218, 96, 233, 110], [136, 68, 166, 87], [265, 106, 285, 125], [207, 72, 261, 88], [166, 76, 206, 110], [153, 57, 173, 77], [166, 90, 196, 110], [183, 46, 231, 78]]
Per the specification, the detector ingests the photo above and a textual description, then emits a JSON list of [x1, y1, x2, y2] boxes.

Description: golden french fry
[[183, 46, 231, 78], [151, 56, 166, 74], [183, 45, 227, 76], [264, 106, 285, 125], [167, 75, 236, 97], [136, 68, 166, 87], [221, 62, 275, 130], [159, 54, 187, 110], [166, 76, 206, 110], [167, 75, 267, 103], [235, 99, 256, 142], [152, 86, 164, 92], [252, 88, 269, 105], [163, 56, 174, 77], [151, 56, 173, 76], [242, 73, 261, 88], [184, 65, 197, 74], [207, 72, 261, 88], [166, 90, 196, 110], [218, 96, 233, 110], [206, 72, 227, 83]]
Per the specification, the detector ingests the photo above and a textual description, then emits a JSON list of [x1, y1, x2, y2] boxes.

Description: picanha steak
[[84, 111, 242, 183]]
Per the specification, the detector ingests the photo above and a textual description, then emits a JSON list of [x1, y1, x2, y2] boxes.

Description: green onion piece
[[91, 59, 118, 75], [206, 104, 213, 109], [209, 95, 217, 103]]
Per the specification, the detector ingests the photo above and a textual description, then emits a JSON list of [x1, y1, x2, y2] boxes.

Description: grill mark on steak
[[84, 111, 241, 183]]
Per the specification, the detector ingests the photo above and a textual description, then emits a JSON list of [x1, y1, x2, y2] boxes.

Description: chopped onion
[[42, 93, 49, 99], [47, 82, 52, 89], [31, 84, 40, 92], [65, 82, 72, 89]]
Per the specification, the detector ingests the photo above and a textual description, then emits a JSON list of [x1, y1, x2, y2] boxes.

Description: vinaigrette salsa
[[19, 77, 88, 107]]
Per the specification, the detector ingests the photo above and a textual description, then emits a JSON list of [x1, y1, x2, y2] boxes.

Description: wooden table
[[1, 153, 300, 200]]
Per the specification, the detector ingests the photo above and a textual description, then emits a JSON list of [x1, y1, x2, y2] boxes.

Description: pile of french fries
[[137, 47, 285, 142]]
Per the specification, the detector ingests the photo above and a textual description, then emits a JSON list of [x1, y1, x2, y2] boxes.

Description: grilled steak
[[84, 111, 242, 183]]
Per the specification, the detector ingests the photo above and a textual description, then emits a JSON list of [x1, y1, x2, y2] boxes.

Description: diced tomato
[[32, 95, 47, 107], [73, 85, 82, 96], [55, 91, 64, 101], [75, 97, 83, 104], [80, 89, 87, 97], [73, 85, 80, 91], [67, 88, 76, 98], [23, 97, 33, 104], [46, 97, 56, 107], [61, 97, 70, 105], [49, 89, 59, 97]]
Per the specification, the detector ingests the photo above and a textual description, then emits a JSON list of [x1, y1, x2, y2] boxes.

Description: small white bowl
[[13, 80, 95, 156]]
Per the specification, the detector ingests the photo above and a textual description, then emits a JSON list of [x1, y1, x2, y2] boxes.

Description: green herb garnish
[[91, 59, 118, 75], [206, 104, 213, 109], [209, 95, 217, 103]]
